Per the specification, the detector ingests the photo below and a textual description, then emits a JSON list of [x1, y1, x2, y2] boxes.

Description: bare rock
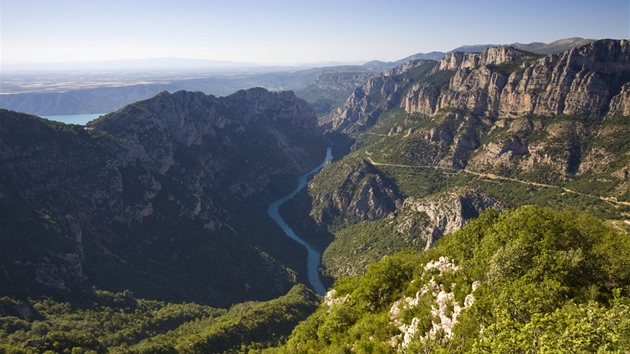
[[398, 188, 501, 249]]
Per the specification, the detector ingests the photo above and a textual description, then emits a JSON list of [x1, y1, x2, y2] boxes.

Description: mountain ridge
[[327, 39, 630, 133], [0, 37, 601, 116], [0, 87, 328, 306]]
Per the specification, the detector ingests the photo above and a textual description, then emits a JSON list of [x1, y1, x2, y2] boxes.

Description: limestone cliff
[[325, 39, 630, 184], [609, 83, 630, 116], [328, 40, 629, 135], [403, 39, 630, 118], [396, 188, 501, 249], [324, 60, 438, 133]]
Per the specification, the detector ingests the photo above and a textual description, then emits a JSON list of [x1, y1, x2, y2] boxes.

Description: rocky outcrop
[[398, 46, 530, 117], [34, 254, 84, 290], [396, 188, 501, 249], [309, 157, 401, 225], [325, 80, 388, 134], [389, 258, 480, 350], [437, 46, 529, 71], [0, 88, 327, 305], [609, 83, 630, 116], [325, 60, 437, 133]]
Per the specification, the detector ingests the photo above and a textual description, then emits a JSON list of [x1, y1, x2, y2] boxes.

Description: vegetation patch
[[0, 285, 318, 353]]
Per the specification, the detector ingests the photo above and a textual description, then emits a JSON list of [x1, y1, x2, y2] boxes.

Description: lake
[[40, 113, 107, 125]]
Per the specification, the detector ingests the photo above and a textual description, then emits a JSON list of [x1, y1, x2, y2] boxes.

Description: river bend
[[267, 147, 332, 295]]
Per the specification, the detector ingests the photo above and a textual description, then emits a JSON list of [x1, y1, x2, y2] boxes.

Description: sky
[[1, 0, 629, 66]]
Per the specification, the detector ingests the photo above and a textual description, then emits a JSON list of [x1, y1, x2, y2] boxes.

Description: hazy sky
[[2, 0, 628, 65]]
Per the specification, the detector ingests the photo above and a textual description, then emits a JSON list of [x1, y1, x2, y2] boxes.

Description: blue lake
[[40, 113, 107, 125]]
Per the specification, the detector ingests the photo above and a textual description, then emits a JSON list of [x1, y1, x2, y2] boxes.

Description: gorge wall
[[404, 39, 630, 118], [307, 39, 630, 277], [329, 39, 630, 134], [0, 88, 327, 306]]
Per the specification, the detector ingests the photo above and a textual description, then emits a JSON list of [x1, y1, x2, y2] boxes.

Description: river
[[267, 147, 333, 296]]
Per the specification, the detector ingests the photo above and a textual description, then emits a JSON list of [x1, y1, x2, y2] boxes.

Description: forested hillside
[[277, 206, 630, 353], [0, 284, 318, 353]]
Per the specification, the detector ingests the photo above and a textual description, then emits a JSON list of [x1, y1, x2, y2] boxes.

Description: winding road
[[365, 153, 630, 208]]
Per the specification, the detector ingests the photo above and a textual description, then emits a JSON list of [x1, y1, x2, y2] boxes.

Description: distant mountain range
[[385, 37, 596, 67], [2, 57, 309, 72], [3, 37, 595, 73], [449, 36, 595, 55], [0, 37, 600, 117]]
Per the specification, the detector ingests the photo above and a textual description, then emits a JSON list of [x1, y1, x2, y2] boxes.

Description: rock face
[[437, 46, 528, 71], [397, 188, 501, 249], [403, 40, 630, 118], [609, 83, 630, 116], [308, 157, 401, 225], [325, 60, 437, 133], [313, 73, 375, 91], [0, 88, 327, 305], [328, 40, 630, 135]]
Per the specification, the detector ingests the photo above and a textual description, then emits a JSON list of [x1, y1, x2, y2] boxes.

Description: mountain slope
[[0, 88, 328, 306], [299, 39, 630, 279], [277, 206, 630, 353]]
